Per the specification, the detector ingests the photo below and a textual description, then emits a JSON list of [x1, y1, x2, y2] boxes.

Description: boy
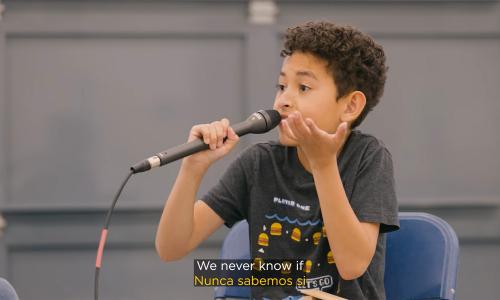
[[155, 21, 399, 300]]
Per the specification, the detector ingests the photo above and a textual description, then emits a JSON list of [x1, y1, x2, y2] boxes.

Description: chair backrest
[[385, 212, 459, 300], [215, 221, 251, 299], [0, 277, 19, 300], [215, 212, 459, 300]]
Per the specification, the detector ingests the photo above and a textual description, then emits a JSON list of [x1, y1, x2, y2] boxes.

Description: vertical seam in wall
[[0, 13, 8, 209], [0, 9, 10, 277]]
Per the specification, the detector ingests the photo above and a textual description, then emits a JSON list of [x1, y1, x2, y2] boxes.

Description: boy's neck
[[296, 130, 352, 173]]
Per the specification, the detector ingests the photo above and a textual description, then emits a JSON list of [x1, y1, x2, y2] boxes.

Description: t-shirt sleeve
[[350, 142, 399, 233], [201, 147, 254, 228]]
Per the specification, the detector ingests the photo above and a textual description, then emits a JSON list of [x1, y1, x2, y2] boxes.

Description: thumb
[[224, 127, 240, 148], [334, 122, 348, 143]]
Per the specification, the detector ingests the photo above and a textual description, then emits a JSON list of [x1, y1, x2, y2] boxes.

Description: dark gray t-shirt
[[202, 130, 399, 300]]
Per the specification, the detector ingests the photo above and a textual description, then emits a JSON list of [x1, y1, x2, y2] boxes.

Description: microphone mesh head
[[262, 109, 282, 130]]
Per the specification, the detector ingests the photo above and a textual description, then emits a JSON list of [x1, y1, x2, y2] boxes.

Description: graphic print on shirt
[[252, 196, 339, 293]]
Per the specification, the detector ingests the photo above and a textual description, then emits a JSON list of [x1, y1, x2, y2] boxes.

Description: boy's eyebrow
[[279, 70, 318, 80], [296, 70, 318, 80]]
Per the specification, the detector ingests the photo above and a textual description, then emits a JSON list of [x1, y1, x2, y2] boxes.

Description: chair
[[0, 277, 19, 300], [214, 212, 459, 300], [385, 212, 459, 300], [215, 221, 251, 299]]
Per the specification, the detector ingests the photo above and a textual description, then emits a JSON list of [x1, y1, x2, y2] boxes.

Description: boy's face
[[273, 51, 345, 146]]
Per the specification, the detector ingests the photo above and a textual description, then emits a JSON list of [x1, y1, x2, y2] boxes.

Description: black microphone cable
[[94, 170, 133, 300]]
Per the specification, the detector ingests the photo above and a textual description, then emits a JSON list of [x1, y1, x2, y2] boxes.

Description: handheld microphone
[[131, 109, 281, 174]]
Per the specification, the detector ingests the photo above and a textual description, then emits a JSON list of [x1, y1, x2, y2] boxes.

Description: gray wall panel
[[362, 38, 500, 205], [6, 36, 245, 208], [4, 1, 248, 34], [457, 243, 500, 300]]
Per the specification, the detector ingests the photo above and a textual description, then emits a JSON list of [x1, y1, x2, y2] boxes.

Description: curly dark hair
[[281, 21, 388, 128]]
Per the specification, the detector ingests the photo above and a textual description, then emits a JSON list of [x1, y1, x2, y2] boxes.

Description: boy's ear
[[340, 91, 366, 123]]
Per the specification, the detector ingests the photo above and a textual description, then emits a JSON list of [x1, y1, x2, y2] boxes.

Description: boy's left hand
[[282, 111, 349, 170]]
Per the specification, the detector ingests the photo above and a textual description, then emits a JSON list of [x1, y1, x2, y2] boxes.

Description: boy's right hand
[[182, 118, 239, 171]]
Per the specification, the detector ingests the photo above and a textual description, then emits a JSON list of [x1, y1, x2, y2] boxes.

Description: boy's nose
[[274, 95, 293, 113]]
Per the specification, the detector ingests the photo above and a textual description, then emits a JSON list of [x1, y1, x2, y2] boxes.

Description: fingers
[[304, 118, 324, 138], [212, 120, 225, 149], [208, 123, 218, 150], [190, 118, 236, 150], [286, 113, 349, 149], [190, 125, 210, 144], [281, 118, 298, 140], [283, 112, 314, 142]]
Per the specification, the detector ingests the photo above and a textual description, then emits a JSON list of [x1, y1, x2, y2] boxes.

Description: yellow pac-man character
[[258, 233, 269, 246], [291, 228, 301, 242], [270, 222, 282, 236], [304, 260, 312, 273], [313, 232, 321, 245], [327, 251, 335, 264]]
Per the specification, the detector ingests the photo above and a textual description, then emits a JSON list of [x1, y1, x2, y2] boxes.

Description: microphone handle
[[131, 121, 253, 173]]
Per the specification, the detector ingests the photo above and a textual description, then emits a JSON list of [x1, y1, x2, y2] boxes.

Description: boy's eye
[[299, 84, 311, 92], [276, 84, 286, 91]]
